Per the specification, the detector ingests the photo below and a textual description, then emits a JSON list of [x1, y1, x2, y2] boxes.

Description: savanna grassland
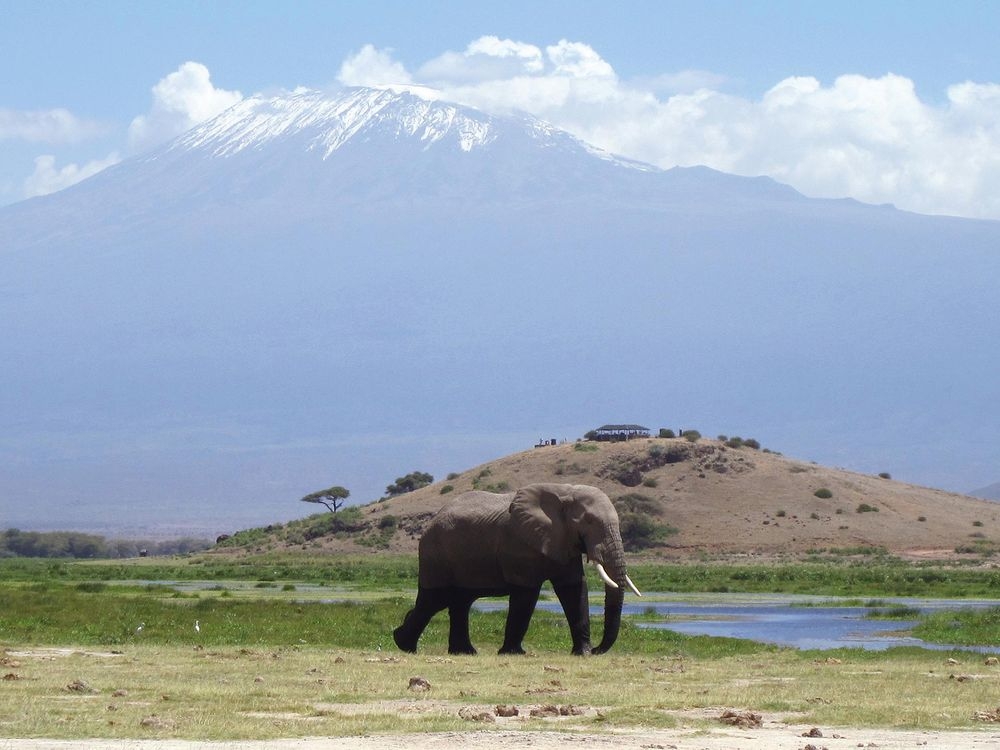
[[6, 437, 1000, 743], [4, 553, 1000, 744]]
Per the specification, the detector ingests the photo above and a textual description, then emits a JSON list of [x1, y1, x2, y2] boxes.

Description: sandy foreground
[[4, 725, 1000, 750]]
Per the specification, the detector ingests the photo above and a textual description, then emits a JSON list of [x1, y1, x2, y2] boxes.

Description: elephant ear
[[507, 483, 574, 562]]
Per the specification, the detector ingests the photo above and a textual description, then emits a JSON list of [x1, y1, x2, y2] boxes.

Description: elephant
[[392, 483, 641, 656]]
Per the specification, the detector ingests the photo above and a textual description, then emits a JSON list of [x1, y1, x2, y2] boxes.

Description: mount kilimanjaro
[[2, 85, 998, 536]]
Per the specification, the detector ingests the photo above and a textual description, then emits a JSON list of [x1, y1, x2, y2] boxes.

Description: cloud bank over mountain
[[339, 37, 1000, 220]]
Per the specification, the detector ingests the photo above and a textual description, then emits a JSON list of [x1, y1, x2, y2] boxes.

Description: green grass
[[913, 606, 1000, 646], [630, 561, 1000, 597], [0, 581, 767, 659], [9, 554, 1000, 598]]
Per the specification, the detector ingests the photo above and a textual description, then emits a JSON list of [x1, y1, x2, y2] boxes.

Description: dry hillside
[[284, 437, 1000, 561]]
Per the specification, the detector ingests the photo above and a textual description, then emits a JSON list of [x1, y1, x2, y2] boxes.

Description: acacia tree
[[301, 485, 350, 513]]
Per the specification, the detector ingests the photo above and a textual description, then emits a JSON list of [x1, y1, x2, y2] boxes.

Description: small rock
[[495, 704, 519, 717], [139, 714, 174, 730], [985, 657, 999, 666], [530, 704, 561, 718], [3, 673, 21, 681], [543, 665, 565, 673], [111, 689, 128, 697], [408, 676, 431, 692], [719, 709, 762, 728], [458, 706, 494, 723], [253, 676, 264, 683], [66, 679, 98, 694], [802, 727, 824, 737], [559, 705, 586, 716]]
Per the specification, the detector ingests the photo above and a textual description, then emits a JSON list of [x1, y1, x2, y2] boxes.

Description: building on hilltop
[[587, 424, 651, 442]]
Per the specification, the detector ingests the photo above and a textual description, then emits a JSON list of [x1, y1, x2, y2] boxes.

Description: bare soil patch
[[6, 725, 1000, 750]]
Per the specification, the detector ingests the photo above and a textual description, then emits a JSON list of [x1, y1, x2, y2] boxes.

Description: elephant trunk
[[590, 526, 631, 655]]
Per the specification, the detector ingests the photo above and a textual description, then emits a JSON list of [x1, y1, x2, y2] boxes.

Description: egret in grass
[[194, 619, 200, 634], [136, 622, 145, 634]]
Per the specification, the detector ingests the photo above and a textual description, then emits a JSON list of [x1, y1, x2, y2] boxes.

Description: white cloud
[[128, 62, 242, 153], [23, 152, 121, 198], [0, 108, 106, 143], [338, 44, 413, 87], [348, 39, 1000, 219]]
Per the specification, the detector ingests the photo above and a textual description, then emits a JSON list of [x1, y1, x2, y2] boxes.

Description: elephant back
[[417, 491, 512, 589]]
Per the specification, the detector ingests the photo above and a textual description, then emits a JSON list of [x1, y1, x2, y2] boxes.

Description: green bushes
[[385, 471, 434, 497], [618, 513, 678, 551], [724, 436, 761, 450], [814, 488, 834, 499]]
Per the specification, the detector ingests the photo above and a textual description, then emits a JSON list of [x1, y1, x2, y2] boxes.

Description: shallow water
[[537, 593, 1000, 652]]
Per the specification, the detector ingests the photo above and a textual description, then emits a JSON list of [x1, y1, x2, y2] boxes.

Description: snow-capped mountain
[[2, 86, 999, 535]]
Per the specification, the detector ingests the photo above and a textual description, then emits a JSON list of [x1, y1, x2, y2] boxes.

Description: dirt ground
[[4, 724, 1000, 750]]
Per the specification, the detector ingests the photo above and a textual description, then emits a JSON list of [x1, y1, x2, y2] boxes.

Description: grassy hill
[[222, 436, 1000, 561]]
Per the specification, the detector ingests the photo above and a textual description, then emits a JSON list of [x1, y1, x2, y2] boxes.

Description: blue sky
[[4, 1, 1000, 217]]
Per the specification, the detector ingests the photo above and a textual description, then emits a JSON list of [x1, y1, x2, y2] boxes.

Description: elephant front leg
[[553, 580, 592, 655], [499, 585, 541, 655]]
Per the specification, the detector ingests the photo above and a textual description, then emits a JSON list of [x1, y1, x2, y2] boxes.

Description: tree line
[[1, 528, 212, 559]]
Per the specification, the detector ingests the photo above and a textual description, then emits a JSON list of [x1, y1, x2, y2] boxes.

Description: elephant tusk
[[625, 575, 642, 597], [594, 562, 619, 589]]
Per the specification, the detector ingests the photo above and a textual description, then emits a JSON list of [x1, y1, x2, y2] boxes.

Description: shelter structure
[[590, 424, 651, 441]]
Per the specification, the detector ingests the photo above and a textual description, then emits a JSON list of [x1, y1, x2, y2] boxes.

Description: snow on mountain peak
[[149, 85, 654, 174], [165, 86, 498, 160]]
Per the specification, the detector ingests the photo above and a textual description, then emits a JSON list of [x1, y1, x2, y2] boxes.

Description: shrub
[[618, 513, 678, 551], [614, 493, 659, 514], [385, 471, 433, 497], [682, 430, 701, 443], [658, 428, 675, 438], [973, 520, 984, 527], [857, 503, 880, 513], [642, 477, 658, 488], [814, 488, 833, 499], [574, 441, 599, 452], [878, 472, 892, 479], [439, 485, 454, 494]]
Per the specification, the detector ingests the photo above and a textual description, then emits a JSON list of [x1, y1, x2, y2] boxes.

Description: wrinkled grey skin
[[393, 483, 632, 656]]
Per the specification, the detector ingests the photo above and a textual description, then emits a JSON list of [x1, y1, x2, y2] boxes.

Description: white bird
[[136, 622, 145, 634], [194, 620, 200, 634]]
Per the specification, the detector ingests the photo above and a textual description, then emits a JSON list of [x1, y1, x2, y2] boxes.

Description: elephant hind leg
[[393, 587, 449, 653], [499, 585, 541, 655], [447, 591, 479, 655]]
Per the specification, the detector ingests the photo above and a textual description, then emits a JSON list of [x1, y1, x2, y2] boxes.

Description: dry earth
[[271, 437, 1000, 560], [5, 725, 1000, 750]]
